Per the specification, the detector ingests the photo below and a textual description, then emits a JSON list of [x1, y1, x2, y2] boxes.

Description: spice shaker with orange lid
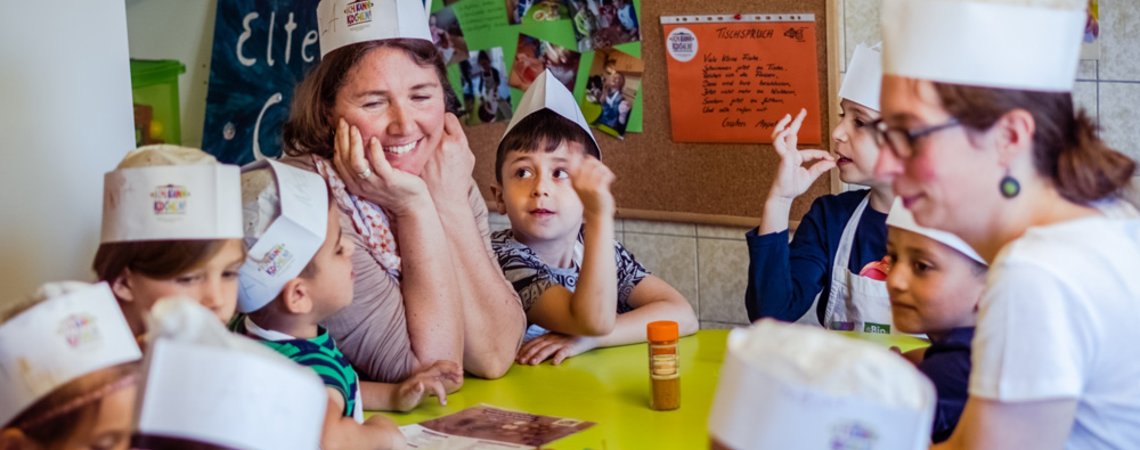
[[648, 320, 680, 410]]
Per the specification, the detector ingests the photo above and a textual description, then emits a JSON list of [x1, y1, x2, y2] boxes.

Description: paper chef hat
[[238, 160, 330, 313], [887, 198, 986, 265], [838, 43, 882, 111], [317, 0, 433, 58], [709, 320, 936, 450], [101, 145, 242, 243], [881, 0, 1086, 92], [503, 69, 601, 157], [0, 282, 141, 427], [133, 298, 326, 450]]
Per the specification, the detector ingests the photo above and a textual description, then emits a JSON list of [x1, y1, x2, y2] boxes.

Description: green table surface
[[373, 330, 929, 449]]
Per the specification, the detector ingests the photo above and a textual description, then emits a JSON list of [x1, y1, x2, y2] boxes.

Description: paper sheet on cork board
[[661, 14, 821, 144]]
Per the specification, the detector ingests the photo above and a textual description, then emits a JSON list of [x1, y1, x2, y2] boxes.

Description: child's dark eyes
[[912, 261, 933, 274], [553, 169, 570, 179], [174, 274, 202, 285], [514, 167, 534, 178], [222, 270, 240, 280], [854, 118, 867, 128]]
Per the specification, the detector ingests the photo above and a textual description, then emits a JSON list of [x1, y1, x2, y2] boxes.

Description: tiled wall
[[491, 0, 1140, 331]]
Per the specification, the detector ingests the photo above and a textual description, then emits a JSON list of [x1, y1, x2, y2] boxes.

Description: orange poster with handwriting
[[661, 15, 821, 144]]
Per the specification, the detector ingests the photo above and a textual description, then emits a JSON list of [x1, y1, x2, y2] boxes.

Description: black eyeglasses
[[870, 118, 961, 159]]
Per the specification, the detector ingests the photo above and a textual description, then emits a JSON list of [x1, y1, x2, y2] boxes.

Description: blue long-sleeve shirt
[[745, 190, 888, 323], [918, 327, 973, 443]]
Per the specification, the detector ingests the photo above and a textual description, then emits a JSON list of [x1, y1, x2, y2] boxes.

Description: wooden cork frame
[[466, 0, 838, 228]]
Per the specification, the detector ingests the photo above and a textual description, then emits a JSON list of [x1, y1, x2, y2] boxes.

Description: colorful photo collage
[[431, 0, 643, 136]]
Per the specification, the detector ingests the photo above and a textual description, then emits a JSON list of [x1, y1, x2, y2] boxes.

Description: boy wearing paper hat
[[233, 161, 459, 448], [876, 0, 1140, 448], [0, 282, 142, 449], [490, 70, 696, 365], [708, 319, 937, 450], [885, 199, 986, 443], [93, 145, 245, 331], [746, 44, 897, 334], [132, 298, 331, 450]]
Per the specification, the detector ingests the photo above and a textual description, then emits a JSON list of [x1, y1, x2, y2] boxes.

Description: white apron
[[822, 196, 894, 334]]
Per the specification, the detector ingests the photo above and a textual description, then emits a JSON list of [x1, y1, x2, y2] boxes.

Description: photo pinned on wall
[[430, 6, 470, 65], [506, 0, 570, 25], [565, 0, 640, 52], [458, 48, 514, 126], [580, 49, 642, 138], [509, 34, 581, 92]]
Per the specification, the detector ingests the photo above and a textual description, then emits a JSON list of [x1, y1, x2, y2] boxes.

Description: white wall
[[0, 0, 136, 300]]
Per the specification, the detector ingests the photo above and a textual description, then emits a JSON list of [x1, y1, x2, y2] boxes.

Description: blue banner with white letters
[[202, 0, 320, 165]]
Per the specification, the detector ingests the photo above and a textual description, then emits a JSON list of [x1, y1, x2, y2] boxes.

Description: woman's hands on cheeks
[[420, 113, 476, 208], [332, 118, 431, 216]]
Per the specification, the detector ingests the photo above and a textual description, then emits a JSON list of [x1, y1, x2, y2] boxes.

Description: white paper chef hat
[[887, 198, 986, 265], [238, 160, 330, 313], [0, 282, 141, 427], [838, 43, 882, 111], [881, 0, 1086, 92], [101, 145, 242, 243], [502, 69, 601, 156], [317, 0, 433, 58], [709, 319, 936, 450], [133, 298, 326, 450]]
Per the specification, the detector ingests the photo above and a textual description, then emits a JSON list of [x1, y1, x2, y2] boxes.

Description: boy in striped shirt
[[236, 161, 460, 449]]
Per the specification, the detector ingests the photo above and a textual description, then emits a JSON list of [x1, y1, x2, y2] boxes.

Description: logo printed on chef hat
[[0, 282, 141, 427], [238, 159, 329, 313], [502, 69, 601, 157], [880, 0, 1086, 92], [151, 184, 190, 217], [317, 0, 432, 58], [101, 145, 242, 243]]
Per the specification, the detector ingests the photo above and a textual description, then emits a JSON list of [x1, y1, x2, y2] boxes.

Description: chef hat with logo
[[709, 319, 936, 449], [881, 0, 1086, 92], [317, 0, 433, 58], [237, 159, 330, 313], [132, 298, 326, 449], [0, 282, 141, 427], [101, 145, 242, 243]]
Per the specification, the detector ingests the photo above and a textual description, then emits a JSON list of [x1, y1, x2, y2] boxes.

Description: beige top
[[280, 154, 495, 382]]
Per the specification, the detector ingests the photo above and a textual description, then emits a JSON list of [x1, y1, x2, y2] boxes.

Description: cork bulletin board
[[464, 0, 833, 227]]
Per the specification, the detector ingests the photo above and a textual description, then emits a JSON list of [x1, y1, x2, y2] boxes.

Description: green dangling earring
[[1000, 171, 1020, 198]]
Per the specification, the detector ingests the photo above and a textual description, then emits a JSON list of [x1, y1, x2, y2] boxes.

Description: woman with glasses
[[745, 44, 899, 334], [875, 0, 1140, 448]]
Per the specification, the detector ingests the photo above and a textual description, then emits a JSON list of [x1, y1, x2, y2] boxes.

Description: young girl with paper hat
[[93, 145, 245, 333], [746, 44, 898, 334], [490, 70, 696, 365], [874, 0, 1140, 448], [280, 0, 525, 381], [0, 282, 142, 449], [234, 160, 459, 448], [885, 199, 987, 443]]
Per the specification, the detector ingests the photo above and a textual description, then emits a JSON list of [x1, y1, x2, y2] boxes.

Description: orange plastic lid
[[647, 321, 679, 342]]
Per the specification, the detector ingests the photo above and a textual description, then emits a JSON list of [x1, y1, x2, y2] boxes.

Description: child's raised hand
[[768, 108, 836, 201], [516, 333, 599, 366], [391, 360, 463, 412], [333, 118, 431, 216], [569, 155, 616, 219]]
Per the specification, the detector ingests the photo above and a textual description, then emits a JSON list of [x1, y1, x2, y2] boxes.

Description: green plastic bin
[[130, 59, 185, 146]]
